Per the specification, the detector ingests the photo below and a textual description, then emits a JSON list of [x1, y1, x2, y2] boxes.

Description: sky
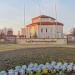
[[0, 0, 75, 34]]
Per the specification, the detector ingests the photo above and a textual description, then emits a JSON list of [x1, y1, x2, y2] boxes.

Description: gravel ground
[[0, 47, 75, 71]]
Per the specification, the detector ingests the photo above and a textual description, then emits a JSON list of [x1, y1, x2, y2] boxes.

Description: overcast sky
[[0, 0, 75, 34]]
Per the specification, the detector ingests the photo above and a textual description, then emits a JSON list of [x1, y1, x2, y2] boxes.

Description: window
[[41, 28, 43, 32], [46, 28, 47, 32]]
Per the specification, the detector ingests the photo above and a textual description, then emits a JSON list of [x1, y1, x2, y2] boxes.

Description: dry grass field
[[0, 44, 75, 71]]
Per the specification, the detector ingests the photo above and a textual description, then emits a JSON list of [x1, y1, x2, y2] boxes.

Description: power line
[[37, 0, 42, 26], [54, 0, 58, 38], [55, 0, 58, 21], [24, 0, 25, 26]]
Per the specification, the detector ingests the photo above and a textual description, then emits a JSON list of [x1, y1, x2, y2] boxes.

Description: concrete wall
[[17, 38, 67, 45]]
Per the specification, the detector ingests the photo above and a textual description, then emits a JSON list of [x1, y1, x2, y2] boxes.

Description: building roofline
[[26, 22, 64, 27], [32, 15, 56, 20]]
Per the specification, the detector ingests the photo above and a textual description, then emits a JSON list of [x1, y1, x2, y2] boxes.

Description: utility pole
[[24, 0, 25, 26], [55, 0, 58, 22], [38, 0, 41, 25], [24, 0, 26, 38], [54, 0, 58, 38]]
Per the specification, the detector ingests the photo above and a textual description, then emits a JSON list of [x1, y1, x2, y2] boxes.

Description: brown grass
[[0, 44, 75, 71]]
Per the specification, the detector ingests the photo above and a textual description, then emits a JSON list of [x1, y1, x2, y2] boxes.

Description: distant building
[[67, 34, 75, 43], [0, 28, 16, 43], [21, 15, 64, 39], [0, 28, 13, 36], [7, 29, 13, 36], [5, 35, 16, 43]]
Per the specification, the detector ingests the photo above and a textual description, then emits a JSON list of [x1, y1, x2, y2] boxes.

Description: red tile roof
[[32, 15, 56, 20], [26, 22, 63, 27]]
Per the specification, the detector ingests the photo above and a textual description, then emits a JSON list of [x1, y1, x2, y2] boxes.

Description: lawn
[[0, 44, 75, 71]]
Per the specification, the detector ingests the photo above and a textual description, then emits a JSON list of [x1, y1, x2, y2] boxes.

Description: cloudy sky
[[0, 0, 75, 34]]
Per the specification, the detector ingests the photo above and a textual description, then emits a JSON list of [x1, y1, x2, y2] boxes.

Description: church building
[[21, 15, 64, 39]]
